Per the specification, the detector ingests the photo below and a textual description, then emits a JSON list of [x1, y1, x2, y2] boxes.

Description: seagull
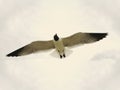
[[6, 32, 108, 58]]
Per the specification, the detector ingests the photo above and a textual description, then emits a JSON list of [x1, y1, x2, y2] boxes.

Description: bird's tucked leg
[[58, 50, 63, 59], [58, 50, 66, 59], [62, 50, 66, 58], [60, 55, 62, 59], [63, 53, 66, 57]]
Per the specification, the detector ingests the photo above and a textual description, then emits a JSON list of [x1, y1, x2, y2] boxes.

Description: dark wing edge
[[7, 46, 26, 57], [6, 40, 55, 57], [62, 32, 108, 47], [89, 33, 108, 41]]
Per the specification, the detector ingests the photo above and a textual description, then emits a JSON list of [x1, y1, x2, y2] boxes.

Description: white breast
[[53, 39, 65, 53]]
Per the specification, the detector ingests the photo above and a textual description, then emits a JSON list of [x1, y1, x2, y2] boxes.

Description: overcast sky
[[0, 0, 120, 90]]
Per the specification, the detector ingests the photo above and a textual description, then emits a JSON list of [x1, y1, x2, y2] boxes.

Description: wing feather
[[7, 40, 54, 57], [62, 32, 108, 47]]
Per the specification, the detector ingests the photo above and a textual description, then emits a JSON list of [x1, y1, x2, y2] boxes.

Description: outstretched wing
[[62, 32, 108, 47], [7, 40, 55, 57]]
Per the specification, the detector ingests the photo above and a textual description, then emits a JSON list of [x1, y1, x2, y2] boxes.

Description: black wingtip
[[6, 47, 25, 57], [6, 53, 19, 57], [89, 33, 108, 41]]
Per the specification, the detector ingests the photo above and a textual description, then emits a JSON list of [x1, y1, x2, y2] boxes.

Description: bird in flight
[[7, 32, 108, 58]]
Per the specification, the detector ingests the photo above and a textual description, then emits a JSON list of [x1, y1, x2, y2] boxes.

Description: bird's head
[[54, 34, 59, 41]]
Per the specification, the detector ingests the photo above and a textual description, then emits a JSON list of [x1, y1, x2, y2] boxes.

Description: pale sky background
[[0, 0, 120, 90]]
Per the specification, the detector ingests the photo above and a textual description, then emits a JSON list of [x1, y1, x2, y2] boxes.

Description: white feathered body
[[53, 39, 65, 54]]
